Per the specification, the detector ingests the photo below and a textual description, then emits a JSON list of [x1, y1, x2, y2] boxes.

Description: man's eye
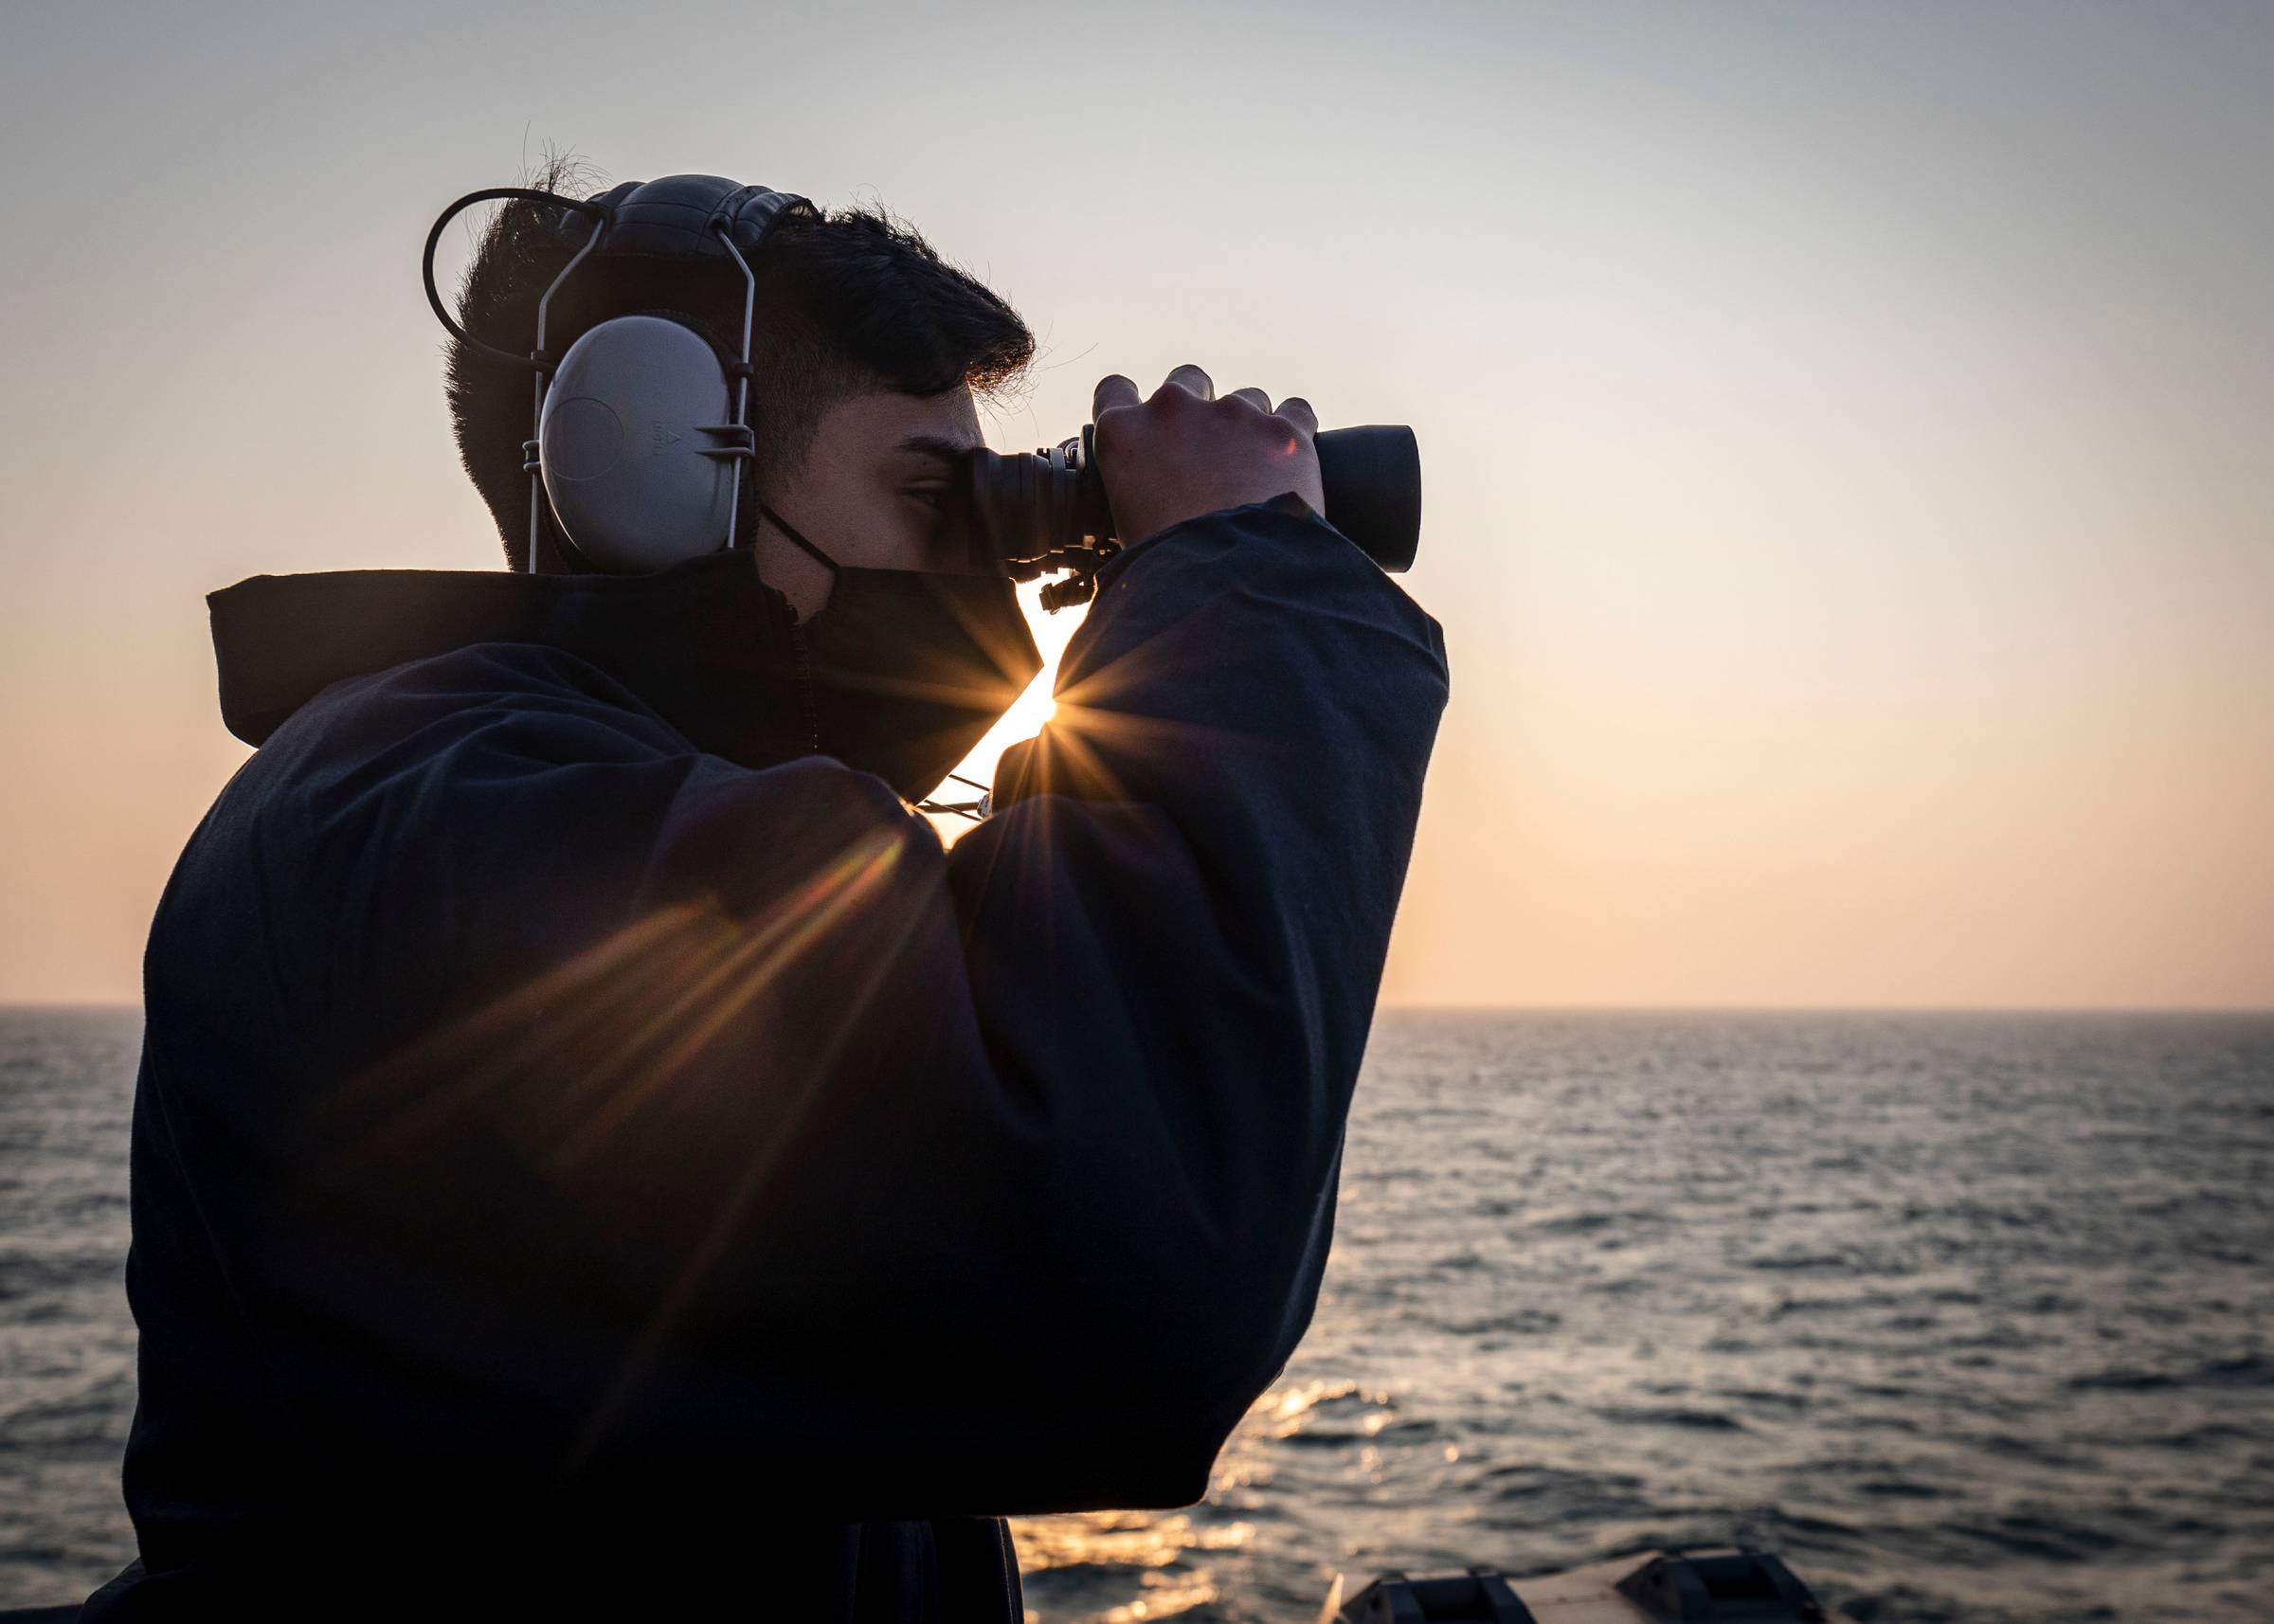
[[907, 488, 947, 511]]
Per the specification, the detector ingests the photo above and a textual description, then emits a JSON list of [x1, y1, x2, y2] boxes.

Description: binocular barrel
[[962, 424, 1421, 579]]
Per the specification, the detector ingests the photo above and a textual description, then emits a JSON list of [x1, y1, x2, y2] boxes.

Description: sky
[[1, 0, 2268, 1009]]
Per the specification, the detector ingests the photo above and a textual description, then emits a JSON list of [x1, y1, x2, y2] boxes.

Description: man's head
[[446, 162, 1034, 614]]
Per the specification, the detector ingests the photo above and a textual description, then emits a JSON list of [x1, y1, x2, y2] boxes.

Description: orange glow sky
[[2, 3, 2268, 1008]]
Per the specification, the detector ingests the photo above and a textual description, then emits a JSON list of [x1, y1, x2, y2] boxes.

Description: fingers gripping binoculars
[[962, 424, 1423, 610]]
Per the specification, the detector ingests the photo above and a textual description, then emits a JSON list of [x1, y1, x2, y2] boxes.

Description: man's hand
[[1092, 365, 1325, 549]]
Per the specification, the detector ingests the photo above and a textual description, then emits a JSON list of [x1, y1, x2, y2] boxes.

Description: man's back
[[89, 502, 1447, 1618]]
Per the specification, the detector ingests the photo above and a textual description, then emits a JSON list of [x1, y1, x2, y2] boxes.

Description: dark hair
[[445, 158, 1036, 570]]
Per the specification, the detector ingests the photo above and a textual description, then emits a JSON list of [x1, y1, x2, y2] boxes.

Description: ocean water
[[2, 1007, 2269, 1621]]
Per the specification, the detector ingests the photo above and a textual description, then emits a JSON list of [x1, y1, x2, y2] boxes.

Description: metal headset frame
[[421, 176, 813, 571]]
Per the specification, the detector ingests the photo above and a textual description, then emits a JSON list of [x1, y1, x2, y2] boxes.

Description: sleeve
[[251, 499, 1448, 1519]]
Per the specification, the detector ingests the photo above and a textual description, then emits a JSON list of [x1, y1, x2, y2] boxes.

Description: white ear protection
[[423, 174, 814, 573], [535, 314, 748, 573]]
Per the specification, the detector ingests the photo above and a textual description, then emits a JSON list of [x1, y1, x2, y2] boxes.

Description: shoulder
[[180, 641, 706, 915], [285, 641, 693, 768], [211, 639, 922, 893], [208, 641, 700, 842]]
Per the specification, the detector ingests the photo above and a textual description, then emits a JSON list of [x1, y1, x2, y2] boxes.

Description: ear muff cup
[[538, 314, 750, 573]]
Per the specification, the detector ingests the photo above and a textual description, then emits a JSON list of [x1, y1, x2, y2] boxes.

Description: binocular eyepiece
[[961, 424, 1421, 609]]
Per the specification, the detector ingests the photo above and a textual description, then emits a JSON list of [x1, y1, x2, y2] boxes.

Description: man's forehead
[[829, 385, 982, 456]]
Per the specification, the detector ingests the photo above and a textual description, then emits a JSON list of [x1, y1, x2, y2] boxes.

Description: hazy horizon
[[4, 2, 2269, 1009]]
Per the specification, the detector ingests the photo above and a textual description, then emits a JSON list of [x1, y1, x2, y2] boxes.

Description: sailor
[[87, 171, 1447, 1620]]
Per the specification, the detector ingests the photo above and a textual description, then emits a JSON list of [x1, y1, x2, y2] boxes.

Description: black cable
[[421, 188, 611, 370]]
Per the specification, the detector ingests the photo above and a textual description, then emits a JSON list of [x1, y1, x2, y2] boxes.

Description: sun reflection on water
[[1008, 1376, 1408, 1622], [1009, 1507, 1254, 1624]]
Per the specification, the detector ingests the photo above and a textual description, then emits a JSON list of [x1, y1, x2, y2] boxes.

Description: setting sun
[[928, 584, 1081, 838]]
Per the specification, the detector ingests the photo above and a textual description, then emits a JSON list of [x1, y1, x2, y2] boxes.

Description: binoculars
[[962, 424, 1421, 609]]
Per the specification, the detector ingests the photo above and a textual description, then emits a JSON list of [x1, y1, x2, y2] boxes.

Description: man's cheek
[[885, 501, 945, 571]]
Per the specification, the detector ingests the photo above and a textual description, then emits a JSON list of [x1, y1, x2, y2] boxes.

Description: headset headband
[[560, 175, 814, 265], [422, 173, 814, 373]]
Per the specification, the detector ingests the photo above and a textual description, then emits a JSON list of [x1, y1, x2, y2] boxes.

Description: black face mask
[[761, 505, 1043, 802]]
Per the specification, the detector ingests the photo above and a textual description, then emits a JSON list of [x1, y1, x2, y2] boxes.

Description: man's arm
[[594, 494, 1448, 1513]]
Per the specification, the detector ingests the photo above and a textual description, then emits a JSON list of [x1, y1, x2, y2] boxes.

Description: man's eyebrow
[[894, 433, 975, 466]]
